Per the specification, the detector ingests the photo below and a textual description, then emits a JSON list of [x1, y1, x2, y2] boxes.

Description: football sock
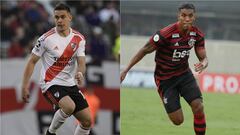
[[74, 124, 90, 135], [48, 109, 69, 133], [194, 113, 206, 135]]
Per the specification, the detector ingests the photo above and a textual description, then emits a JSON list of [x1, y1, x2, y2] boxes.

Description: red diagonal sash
[[44, 35, 81, 82]]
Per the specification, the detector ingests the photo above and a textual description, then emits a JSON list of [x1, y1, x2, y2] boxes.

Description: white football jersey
[[32, 27, 86, 92]]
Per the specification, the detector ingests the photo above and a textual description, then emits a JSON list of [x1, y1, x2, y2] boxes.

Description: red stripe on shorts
[[155, 77, 163, 99], [45, 91, 59, 105]]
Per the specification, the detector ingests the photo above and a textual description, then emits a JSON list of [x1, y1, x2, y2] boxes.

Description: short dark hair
[[54, 3, 71, 13], [178, 3, 195, 12]]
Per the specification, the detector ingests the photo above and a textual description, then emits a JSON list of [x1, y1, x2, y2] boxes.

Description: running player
[[21, 3, 91, 135], [121, 3, 207, 135]]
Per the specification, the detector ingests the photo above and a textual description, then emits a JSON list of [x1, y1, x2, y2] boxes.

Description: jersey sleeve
[[149, 31, 166, 48], [32, 36, 46, 57], [77, 39, 86, 57], [195, 37, 205, 48], [194, 27, 205, 48]]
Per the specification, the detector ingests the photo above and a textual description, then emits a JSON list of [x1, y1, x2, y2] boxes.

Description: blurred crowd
[[1, 0, 120, 62], [121, 1, 240, 41]]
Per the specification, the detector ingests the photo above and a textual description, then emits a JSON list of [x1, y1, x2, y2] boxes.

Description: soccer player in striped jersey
[[121, 3, 207, 135], [21, 3, 91, 135]]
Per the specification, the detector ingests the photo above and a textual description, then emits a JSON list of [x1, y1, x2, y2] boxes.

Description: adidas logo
[[174, 42, 179, 46], [54, 46, 59, 50]]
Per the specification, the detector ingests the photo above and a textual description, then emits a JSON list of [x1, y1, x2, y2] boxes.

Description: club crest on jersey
[[188, 38, 196, 47], [172, 33, 180, 38], [71, 43, 77, 51], [54, 92, 60, 98]]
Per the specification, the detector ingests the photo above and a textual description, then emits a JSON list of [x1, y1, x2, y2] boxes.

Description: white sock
[[48, 109, 69, 133], [74, 125, 90, 135]]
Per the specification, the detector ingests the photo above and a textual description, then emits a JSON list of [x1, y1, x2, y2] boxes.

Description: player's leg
[[179, 71, 206, 135], [48, 96, 75, 134], [156, 78, 184, 125], [44, 86, 76, 135], [69, 86, 91, 135], [167, 109, 184, 125], [164, 91, 184, 125], [190, 98, 206, 135], [73, 108, 92, 135]]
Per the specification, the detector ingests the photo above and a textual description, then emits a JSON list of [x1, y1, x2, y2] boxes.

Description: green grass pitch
[[121, 87, 240, 135]]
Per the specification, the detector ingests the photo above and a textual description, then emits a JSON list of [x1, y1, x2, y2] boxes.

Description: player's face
[[178, 9, 196, 30], [54, 10, 72, 31]]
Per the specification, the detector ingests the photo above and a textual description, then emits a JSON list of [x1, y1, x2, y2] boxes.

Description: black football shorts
[[155, 70, 202, 113], [43, 85, 89, 114]]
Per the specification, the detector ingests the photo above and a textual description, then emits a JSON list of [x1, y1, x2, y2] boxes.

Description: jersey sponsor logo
[[188, 38, 196, 47], [53, 46, 59, 50], [190, 31, 196, 36], [172, 33, 180, 38], [153, 34, 160, 42], [53, 56, 75, 67], [172, 49, 190, 61]]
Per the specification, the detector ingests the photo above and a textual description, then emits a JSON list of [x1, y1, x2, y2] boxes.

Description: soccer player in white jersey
[[21, 3, 91, 135]]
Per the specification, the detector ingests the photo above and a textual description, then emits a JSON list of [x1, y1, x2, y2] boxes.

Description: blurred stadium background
[[1, 1, 119, 135], [121, 1, 240, 135]]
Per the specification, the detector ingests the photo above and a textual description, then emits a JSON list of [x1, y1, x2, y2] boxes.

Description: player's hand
[[22, 87, 30, 103], [120, 70, 128, 83], [194, 60, 208, 74], [75, 72, 84, 86]]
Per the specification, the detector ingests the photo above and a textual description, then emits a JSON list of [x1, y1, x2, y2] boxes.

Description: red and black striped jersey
[[149, 22, 205, 80]]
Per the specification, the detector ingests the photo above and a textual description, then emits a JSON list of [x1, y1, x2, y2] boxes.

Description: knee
[[62, 104, 76, 115], [192, 102, 204, 114], [171, 117, 184, 126], [168, 109, 184, 126], [81, 117, 92, 128]]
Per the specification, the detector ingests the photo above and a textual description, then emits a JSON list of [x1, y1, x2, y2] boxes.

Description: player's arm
[[120, 42, 156, 83], [75, 56, 86, 86], [194, 46, 208, 74], [21, 53, 40, 103]]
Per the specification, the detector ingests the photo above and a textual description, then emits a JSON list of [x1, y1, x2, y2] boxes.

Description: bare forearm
[[22, 54, 39, 89], [195, 47, 208, 68], [22, 62, 35, 88], [120, 42, 155, 83], [197, 50, 207, 62], [77, 56, 86, 76], [200, 57, 208, 67], [124, 42, 155, 72], [125, 49, 147, 72], [21, 54, 39, 102], [77, 65, 86, 76], [194, 47, 208, 73]]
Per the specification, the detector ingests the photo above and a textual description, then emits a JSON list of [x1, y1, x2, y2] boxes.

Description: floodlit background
[[121, 1, 240, 135]]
